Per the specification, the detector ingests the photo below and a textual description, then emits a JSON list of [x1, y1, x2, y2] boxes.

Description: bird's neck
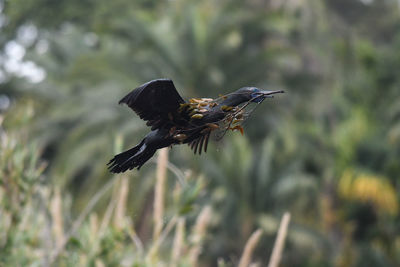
[[220, 94, 248, 107]]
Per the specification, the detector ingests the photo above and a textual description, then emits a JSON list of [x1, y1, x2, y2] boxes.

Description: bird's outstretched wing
[[119, 79, 186, 130]]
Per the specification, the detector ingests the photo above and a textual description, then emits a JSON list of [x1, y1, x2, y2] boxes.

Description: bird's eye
[[250, 88, 260, 96], [250, 88, 263, 103]]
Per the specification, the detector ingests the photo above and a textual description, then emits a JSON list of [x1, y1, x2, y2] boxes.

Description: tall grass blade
[[268, 212, 291, 267], [238, 229, 263, 267], [153, 148, 168, 241]]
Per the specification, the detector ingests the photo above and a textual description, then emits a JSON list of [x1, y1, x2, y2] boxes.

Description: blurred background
[[1, 0, 400, 266]]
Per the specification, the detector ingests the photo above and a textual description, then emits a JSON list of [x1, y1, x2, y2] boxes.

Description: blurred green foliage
[[1, 0, 400, 266]]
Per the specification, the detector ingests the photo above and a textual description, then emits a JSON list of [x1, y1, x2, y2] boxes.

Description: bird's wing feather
[[187, 128, 212, 155], [119, 79, 186, 129]]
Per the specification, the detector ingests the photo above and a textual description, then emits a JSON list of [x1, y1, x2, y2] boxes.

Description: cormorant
[[108, 79, 283, 173]]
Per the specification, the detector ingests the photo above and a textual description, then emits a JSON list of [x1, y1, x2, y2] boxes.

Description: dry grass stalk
[[170, 217, 186, 267], [87, 180, 121, 259], [268, 212, 291, 267], [127, 218, 144, 255], [153, 148, 168, 241], [113, 176, 129, 229], [99, 181, 119, 233], [189, 205, 212, 267], [147, 215, 178, 263], [95, 259, 106, 267], [50, 187, 64, 249], [49, 178, 117, 264], [89, 213, 99, 244], [238, 229, 263, 267]]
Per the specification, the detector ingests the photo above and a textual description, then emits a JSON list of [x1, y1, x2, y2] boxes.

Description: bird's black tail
[[107, 140, 156, 173]]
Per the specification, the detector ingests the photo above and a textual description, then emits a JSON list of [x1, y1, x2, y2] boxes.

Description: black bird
[[108, 79, 283, 173]]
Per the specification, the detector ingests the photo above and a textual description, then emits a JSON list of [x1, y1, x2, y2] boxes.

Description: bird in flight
[[108, 79, 283, 173]]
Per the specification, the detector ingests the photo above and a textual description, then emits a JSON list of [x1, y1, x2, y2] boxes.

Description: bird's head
[[222, 87, 284, 106]]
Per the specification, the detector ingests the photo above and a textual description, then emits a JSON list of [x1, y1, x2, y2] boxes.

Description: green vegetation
[[1, 0, 400, 266]]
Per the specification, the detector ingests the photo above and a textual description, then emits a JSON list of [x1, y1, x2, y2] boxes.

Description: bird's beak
[[260, 90, 285, 98]]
